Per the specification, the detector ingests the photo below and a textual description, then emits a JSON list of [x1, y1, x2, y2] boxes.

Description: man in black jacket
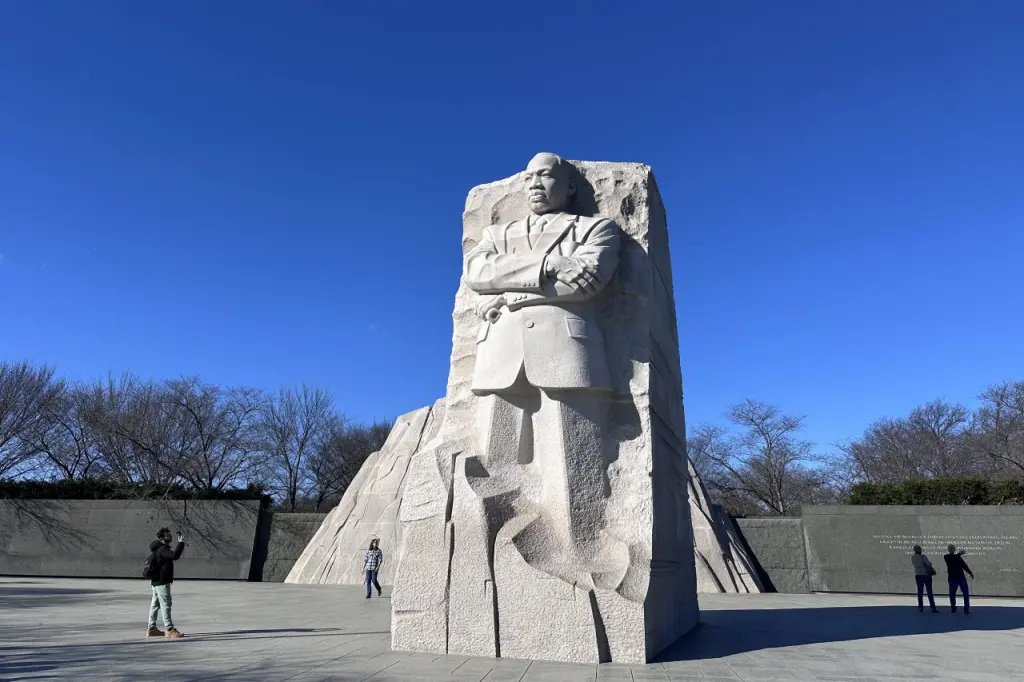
[[147, 527, 186, 638], [943, 544, 974, 615]]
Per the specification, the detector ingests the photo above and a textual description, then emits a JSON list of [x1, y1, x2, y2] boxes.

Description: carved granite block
[[284, 400, 444, 586], [391, 155, 699, 664], [287, 156, 763, 661]]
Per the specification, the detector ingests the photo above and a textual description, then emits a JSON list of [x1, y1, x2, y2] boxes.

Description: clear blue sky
[[2, 1, 1022, 451]]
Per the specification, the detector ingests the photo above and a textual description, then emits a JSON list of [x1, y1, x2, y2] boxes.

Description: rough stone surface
[[0, 499, 261, 580], [287, 408, 764, 597], [390, 158, 699, 664], [285, 401, 444, 586], [689, 457, 763, 594]]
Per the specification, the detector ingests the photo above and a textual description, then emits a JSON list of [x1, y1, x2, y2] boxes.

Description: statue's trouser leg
[[533, 389, 608, 559], [475, 370, 539, 470]]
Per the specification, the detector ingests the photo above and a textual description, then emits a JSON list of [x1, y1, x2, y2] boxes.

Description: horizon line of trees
[[688, 380, 1024, 517], [7, 361, 1022, 517], [0, 360, 392, 511]]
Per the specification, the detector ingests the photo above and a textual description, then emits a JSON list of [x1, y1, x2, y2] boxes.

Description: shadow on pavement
[[0, 629, 389, 681], [195, 627, 345, 636], [658, 604, 1024, 661], [0, 585, 125, 609]]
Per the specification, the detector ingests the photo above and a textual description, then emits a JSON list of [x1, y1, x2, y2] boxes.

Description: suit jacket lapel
[[506, 217, 531, 254], [531, 213, 577, 254]]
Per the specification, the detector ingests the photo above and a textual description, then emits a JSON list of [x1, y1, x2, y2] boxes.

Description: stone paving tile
[[519, 661, 599, 681], [3, 578, 1024, 681], [360, 671, 487, 675]]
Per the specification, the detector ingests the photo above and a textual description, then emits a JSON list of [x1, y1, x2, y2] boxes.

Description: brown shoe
[[164, 628, 184, 638], [146, 627, 164, 637]]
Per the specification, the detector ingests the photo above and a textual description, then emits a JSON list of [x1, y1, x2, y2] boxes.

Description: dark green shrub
[[0, 478, 270, 505], [849, 477, 1024, 505]]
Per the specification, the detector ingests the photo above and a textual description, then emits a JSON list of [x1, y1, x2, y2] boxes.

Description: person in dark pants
[[943, 544, 974, 614], [910, 545, 938, 612], [147, 527, 186, 638], [363, 538, 383, 599]]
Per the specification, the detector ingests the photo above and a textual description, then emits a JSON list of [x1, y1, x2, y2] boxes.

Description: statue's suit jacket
[[464, 212, 620, 394]]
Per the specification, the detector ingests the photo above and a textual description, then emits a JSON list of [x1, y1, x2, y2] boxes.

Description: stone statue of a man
[[463, 152, 621, 559], [392, 154, 698, 663]]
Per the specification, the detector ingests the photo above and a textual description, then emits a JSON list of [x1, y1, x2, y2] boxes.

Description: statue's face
[[524, 154, 575, 215]]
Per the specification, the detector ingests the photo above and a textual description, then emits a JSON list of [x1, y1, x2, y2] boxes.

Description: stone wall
[[734, 517, 810, 593], [802, 505, 1024, 597], [390, 159, 699, 664], [0, 499, 262, 580], [734, 506, 1024, 597], [254, 512, 328, 582]]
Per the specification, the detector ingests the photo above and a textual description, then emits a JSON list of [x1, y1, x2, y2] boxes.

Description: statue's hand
[[546, 256, 600, 293], [475, 295, 506, 321]]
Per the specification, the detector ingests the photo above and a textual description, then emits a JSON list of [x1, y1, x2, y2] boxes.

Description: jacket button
[[525, 320, 535, 328]]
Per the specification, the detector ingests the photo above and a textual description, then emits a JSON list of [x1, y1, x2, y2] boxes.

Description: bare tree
[[973, 381, 1024, 475], [838, 417, 920, 484], [698, 400, 825, 516], [81, 373, 183, 489], [305, 418, 393, 511], [686, 423, 732, 497], [362, 420, 392, 454], [0, 360, 394, 506], [25, 383, 103, 480], [257, 385, 336, 511], [79, 375, 266, 492], [839, 399, 989, 484], [161, 378, 265, 492], [907, 400, 984, 478], [0, 361, 65, 478], [817, 451, 861, 503]]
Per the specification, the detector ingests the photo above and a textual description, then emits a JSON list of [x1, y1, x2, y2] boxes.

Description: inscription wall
[[801, 505, 1024, 597], [873, 534, 1019, 557]]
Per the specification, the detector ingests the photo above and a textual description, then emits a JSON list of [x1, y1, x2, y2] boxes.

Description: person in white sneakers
[[146, 527, 186, 638]]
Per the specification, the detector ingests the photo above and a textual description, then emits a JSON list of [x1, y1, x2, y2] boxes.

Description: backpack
[[142, 551, 158, 580]]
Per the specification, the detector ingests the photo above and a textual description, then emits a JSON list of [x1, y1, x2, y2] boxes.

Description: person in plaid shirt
[[364, 538, 383, 598]]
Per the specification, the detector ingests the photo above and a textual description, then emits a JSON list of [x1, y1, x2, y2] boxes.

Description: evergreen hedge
[[0, 478, 270, 505], [849, 477, 1024, 506]]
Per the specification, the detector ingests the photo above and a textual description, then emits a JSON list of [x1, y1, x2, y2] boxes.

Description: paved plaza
[[2, 578, 1024, 681]]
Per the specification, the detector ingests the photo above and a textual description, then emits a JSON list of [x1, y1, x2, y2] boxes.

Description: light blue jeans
[[148, 584, 174, 629]]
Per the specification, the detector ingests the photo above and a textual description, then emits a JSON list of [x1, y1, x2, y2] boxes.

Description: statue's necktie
[[528, 215, 550, 249]]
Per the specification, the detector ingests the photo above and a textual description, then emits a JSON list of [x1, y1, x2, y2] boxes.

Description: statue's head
[[524, 152, 576, 215]]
